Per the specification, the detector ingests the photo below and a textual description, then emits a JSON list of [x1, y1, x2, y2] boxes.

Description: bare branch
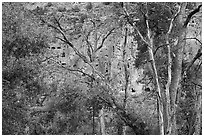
[[123, 4, 149, 45], [53, 15, 64, 31], [183, 5, 202, 27], [167, 4, 181, 35], [42, 19, 90, 63], [89, 19, 96, 27], [153, 41, 175, 55], [182, 37, 202, 74], [55, 36, 66, 43], [62, 66, 95, 80], [40, 18, 96, 74], [122, 27, 129, 109], [191, 81, 202, 89], [184, 48, 202, 74], [134, 27, 149, 45], [196, 61, 202, 71], [95, 28, 116, 52], [82, 30, 94, 53], [41, 17, 74, 48], [184, 37, 202, 45], [52, 59, 95, 80], [96, 33, 102, 43], [87, 31, 94, 52], [144, 3, 151, 40], [55, 36, 88, 63], [40, 55, 59, 63], [30, 7, 111, 96]]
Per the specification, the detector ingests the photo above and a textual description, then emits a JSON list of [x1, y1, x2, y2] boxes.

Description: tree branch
[[85, 30, 94, 53], [122, 3, 149, 45], [30, 8, 119, 108], [38, 17, 106, 80], [144, 3, 151, 40], [184, 48, 202, 73], [52, 59, 95, 80], [95, 28, 116, 52], [40, 55, 59, 63], [153, 41, 175, 55], [191, 81, 202, 89], [183, 5, 202, 27], [122, 27, 129, 110], [53, 15, 64, 31], [55, 36, 66, 43], [47, 22, 90, 63], [143, 3, 164, 134], [184, 37, 202, 45], [89, 19, 96, 28], [41, 17, 74, 48]]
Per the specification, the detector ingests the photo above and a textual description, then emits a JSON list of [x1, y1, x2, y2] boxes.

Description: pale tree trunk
[[127, 12, 165, 135], [156, 97, 163, 134], [123, 3, 164, 133], [148, 39, 164, 135], [164, 4, 183, 134], [123, 2, 201, 135], [99, 107, 106, 135], [129, 4, 165, 134], [164, 3, 202, 135], [145, 6, 164, 134], [170, 3, 202, 135], [168, 3, 187, 135], [161, 90, 168, 134], [193, 90, 202, 135]]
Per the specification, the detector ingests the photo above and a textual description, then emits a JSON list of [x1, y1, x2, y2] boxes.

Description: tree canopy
[[2, 2, 202, 135]]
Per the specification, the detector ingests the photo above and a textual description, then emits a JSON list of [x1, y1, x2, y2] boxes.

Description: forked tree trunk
[[148, 39, 164, 135], [123, 3, 164, 134], [164, 3, 182, 134], [168, 3, 187, 134], [123, 2, 201, 135]]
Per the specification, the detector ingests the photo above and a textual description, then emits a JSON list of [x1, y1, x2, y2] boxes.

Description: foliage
[[2, 2, 202, 135]]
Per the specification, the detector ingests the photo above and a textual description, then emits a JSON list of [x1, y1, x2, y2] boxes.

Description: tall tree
[[122, 2, 201, 134]]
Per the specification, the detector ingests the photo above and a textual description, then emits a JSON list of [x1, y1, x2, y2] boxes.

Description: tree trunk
[[162, 92, 168, 134], [194, 91, 202, 135], [156, 98, 161, 134], [164, 4, 182, 134], [116, 116, 124, 135], [92, 103, 95, 134], [149, 51, 164, 135], [148, 36, 164, 135], [99, 107, 106, 135], [122, 27, 129, 135], [169, 3, 187, 135]]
